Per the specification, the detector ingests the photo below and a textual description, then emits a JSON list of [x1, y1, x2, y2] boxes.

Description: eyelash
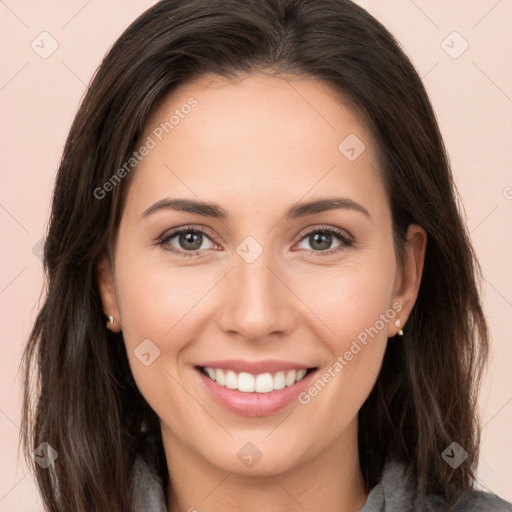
[[157, 225, 354, 258]]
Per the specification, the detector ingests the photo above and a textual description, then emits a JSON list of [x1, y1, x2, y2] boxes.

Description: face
[[98, 72, 425, 476]]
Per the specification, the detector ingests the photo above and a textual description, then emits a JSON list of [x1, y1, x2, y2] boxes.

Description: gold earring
[[395, 319, 404, 336]]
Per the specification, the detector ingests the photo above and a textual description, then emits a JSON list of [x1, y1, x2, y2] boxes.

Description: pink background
[[1, 0, 511, 508]]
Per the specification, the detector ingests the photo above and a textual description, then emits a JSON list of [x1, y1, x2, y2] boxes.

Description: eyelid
[[296, 224, 353, 244], [162, 224, 217, 241]]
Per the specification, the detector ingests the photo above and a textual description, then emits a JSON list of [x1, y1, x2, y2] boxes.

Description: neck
[[163, 418, 368, 512]]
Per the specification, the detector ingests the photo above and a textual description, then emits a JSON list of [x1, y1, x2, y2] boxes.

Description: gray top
[[132, 454, 512, 511]]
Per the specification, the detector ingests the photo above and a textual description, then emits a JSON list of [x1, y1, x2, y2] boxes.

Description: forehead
[[123, 72, 387, 220]]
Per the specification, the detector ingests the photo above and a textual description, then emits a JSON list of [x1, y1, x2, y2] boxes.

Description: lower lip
[[195, 367, 317, 417]]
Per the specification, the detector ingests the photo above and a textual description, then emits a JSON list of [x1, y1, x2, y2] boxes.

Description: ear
[[96, 253, 122, 332], [390, 224, 427, 336]]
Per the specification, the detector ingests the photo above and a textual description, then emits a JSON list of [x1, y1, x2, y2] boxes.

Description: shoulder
[[418, 490, 512, 512], [419, 488, 512, 511], [359, 459, 512, 512]]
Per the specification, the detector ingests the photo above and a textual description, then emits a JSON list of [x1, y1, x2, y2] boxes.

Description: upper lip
[[196, 359, 317, 375]]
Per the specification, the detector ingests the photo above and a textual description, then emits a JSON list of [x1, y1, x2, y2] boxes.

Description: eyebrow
[[142, 196, 371, 221]]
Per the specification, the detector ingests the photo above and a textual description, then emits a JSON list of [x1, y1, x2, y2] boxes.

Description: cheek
[[292, 246, 397, 413], [112, 252, 217, 436], [114, 247, 219, 344], [293, 251, 397, 350], [112, 244, 220, 396]]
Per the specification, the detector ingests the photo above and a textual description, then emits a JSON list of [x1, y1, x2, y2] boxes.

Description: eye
[[158, 225, 354, 258], [295, 227, 353, 256], [158, 226, 218, 257]]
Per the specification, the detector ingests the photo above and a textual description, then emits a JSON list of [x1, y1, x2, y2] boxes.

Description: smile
[[200, 366, 313, 393], [194, 361, 319, 417]]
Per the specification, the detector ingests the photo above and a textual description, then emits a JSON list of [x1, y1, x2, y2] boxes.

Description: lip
[[196, 359, 312, 374], [194, 364, 318, 417]]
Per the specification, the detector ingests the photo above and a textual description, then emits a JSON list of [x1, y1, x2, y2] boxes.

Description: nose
[[216, 248, 298, 343]]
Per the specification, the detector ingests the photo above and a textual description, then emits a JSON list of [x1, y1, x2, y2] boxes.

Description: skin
[[97, 72, 426, 512]]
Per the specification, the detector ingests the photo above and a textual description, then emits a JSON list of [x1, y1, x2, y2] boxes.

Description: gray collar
[[131, 454, 512, 511]]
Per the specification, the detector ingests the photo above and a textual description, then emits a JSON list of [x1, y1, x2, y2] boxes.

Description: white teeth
[[255, 373, 274, 393], [224, 370, 238, 390], [215, 368, 225, 386], [285, 370, 297, 386], [202, 367, 310, 393], [237, 372, 255, 392], [273, 371, 286, 390], [296, 369, 307, 381]]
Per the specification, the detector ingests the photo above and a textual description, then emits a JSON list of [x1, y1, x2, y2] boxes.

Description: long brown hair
[[20, 0, 489, 510]]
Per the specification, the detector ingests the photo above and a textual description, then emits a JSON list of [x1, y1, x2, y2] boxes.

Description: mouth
[[196, 365, 317, 393], [194, 363, 319, 416]]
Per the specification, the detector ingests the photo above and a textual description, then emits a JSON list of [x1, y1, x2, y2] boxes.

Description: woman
[[20, 0, 512, 511]]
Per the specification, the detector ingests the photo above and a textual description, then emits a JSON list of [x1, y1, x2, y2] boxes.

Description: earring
[[107, 315, 114, 327], [395, 319, 404, 336]]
